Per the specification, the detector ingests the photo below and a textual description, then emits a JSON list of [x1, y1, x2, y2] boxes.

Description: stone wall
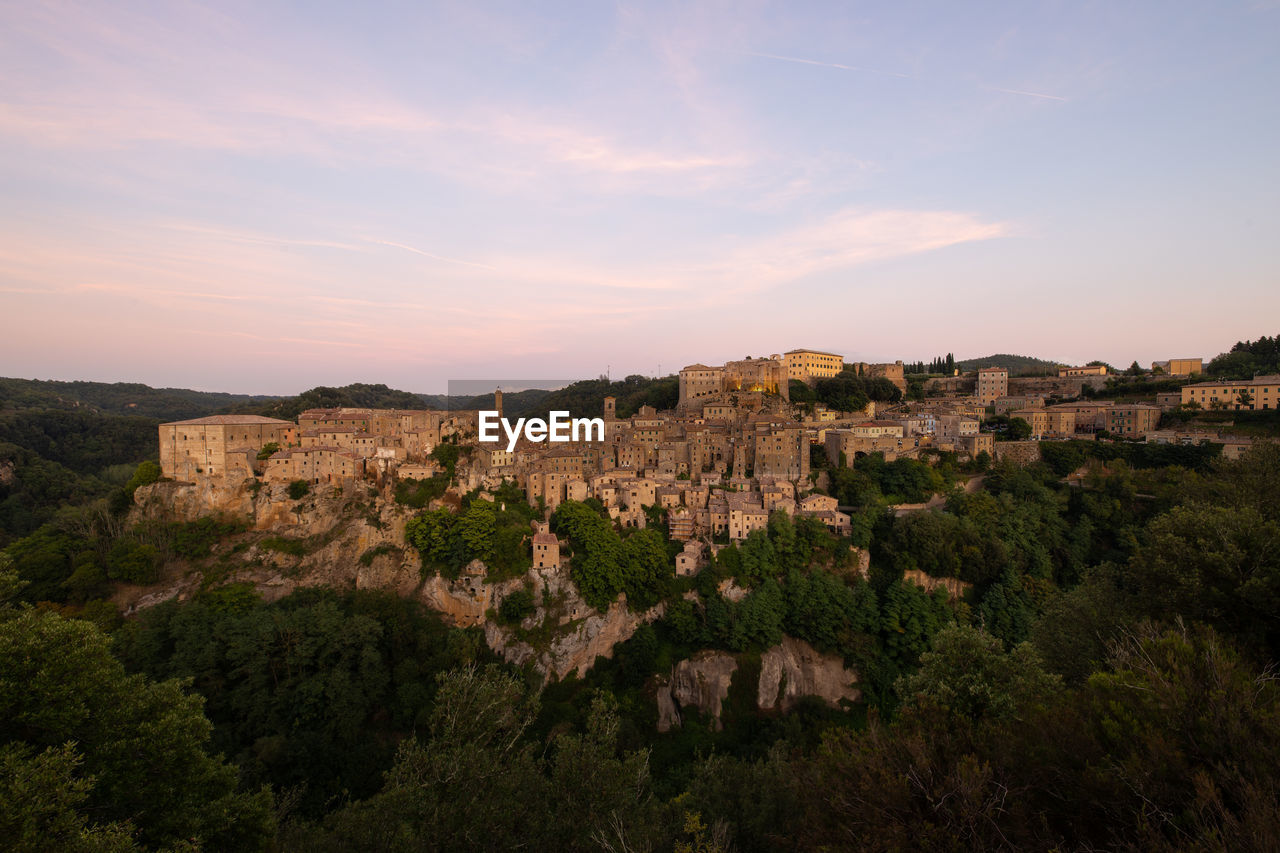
[[994, 441, 1041, 466]]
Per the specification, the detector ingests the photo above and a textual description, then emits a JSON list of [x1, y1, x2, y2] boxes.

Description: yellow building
[[1058, 365, 1108, 377], [1154, 358, 1203, 375], [976, 367, 1009, 405], [1181, 375, 1280, 410], [785, 348, 844, 384], [1106, 404, 1162, 437]]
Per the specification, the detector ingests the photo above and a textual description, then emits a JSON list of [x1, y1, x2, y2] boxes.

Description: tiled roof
[[164, 414, 294, 426]]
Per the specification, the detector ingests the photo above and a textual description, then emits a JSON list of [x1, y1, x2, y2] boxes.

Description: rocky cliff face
[[901, 569, 971, 601], [657, 637, 860, 730], [657, 651, 739, 732], [129, 482, 857, 708], [484, 561, 665, 680], [134, 478, 257, 523], [758, 636, 861, 712], [128, 479, 422, 608]]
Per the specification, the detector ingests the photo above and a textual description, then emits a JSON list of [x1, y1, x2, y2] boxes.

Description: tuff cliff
[[656, 638, 860, 731], [126, 479, 659, 680]]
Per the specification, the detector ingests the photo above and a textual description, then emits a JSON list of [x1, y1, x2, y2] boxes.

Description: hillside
[[521, 375, 678, 419], [0, 377, 280, 422], [955, 353, 1061, 375], [234, 383, 430, 420]]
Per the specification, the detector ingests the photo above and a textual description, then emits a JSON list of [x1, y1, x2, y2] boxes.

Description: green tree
[[897, 623, 1061, 720], [295, 667, 668, 852], [0, 609, 274, 850], [880, 579, 952, 670], [1005, 416, 1032, 440], [498, 588, 535, 624], [620, 526, 672, 610], [122, 460, 161, 495], [1083, 624, 1280, 850], [552, 501, 627, 611], [0, 743, 139, 852], [1128, 503, 1280, 654]]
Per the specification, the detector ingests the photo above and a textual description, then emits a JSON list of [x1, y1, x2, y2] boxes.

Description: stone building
[[785, 348, 844, 385], [678, 356, 789, 408], [159, 414, 297, 481], [750, 422, 810, 480], [976, 367, 1009, 405], [531, 523, 560, 569], [675, 540, 706, 576], [264, 446, 364, 485], [1105, 404, 1161, 437]]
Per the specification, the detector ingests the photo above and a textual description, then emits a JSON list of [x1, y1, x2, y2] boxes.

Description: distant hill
[[232, 384, 559, 420], [0, 377, 280, 422], [954, 354, 1061, 376], [235, 383, 434, 421], [232, 379, 679, 421]]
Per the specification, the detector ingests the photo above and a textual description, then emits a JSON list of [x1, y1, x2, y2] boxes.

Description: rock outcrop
[[484, 560, 664, 680], [901, 569, 971, 601], [657, 651, 739, 732], [758, 636, 860, 712], [657, 637, 861, 730], [419, 560, 490, 627]]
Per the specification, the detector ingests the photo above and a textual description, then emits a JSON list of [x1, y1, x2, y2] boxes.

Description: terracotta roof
[[164, 414, 293, 426]]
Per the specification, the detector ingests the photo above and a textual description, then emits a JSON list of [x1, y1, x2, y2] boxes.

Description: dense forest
[[0, 377, 279, 421]]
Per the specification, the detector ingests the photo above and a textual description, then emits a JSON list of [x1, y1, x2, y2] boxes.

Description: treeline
[[903, 353, 955, 375], [237, 383, 431, 420], [954, 352, 1060, 374], [789, 371, 902, 412], [0, 376, 275, 421], [1038, 437, 1222, 476], [1081, 374, 1191, 400], [1207, 333, 1280, 379], [526, 375, 679, 420]]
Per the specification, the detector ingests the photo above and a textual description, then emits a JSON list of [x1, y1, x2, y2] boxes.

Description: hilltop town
[[130, 345, 1277, 672], [157, 349, 1273, 549]]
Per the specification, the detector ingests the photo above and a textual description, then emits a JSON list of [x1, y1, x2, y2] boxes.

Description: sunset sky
[[2, 1, 1277, 394]]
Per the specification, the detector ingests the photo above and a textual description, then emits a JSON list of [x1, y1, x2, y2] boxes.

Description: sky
[[1, 0, 1277, 394]]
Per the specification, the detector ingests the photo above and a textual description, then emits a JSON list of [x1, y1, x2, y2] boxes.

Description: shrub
[[499, 589, 536, 624], [261, 536, 308, 557], [288, 480, 310, 500], [359, 543, 400, 567]]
